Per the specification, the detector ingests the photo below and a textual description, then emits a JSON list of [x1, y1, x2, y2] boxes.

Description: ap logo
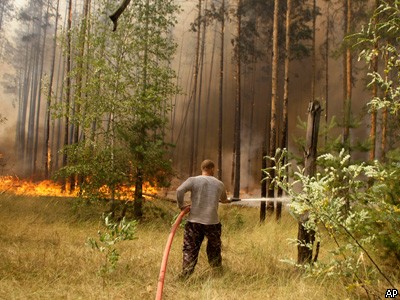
[[385, 289, 399, 298]]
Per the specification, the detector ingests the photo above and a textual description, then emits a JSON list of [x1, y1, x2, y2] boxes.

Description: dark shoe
[[178, 271, 191, 281], [212, 266, 224, 277]]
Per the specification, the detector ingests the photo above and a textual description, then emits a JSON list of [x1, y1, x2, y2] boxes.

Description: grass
[[0, 193, 394, 299]]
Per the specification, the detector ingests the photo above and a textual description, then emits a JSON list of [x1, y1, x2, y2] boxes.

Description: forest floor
[[0, 193, 396, 300]]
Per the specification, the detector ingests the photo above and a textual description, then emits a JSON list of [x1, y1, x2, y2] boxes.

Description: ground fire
[[0, 175, 157, 199]]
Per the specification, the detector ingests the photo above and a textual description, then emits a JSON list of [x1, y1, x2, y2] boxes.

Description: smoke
[[0, 0, 374, 189]]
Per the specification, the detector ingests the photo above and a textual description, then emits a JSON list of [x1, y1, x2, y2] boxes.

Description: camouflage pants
[[182, 221, 222, 277]]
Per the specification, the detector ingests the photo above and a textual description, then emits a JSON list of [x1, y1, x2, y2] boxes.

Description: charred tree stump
[[297, 100, 321, 264]]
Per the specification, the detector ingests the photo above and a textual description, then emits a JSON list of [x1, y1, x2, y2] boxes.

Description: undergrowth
[[0, 193, 397, 299]]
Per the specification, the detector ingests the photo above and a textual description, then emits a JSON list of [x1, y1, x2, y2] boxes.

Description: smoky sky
[[0, 0, 373, 193]]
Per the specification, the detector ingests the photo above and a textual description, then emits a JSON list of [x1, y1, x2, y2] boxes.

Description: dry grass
[[0, 194, 392, 299]]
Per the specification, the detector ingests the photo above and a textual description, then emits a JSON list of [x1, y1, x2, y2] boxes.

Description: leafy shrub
[[87, 214, 137, 277], [265, 149, 399, 295]]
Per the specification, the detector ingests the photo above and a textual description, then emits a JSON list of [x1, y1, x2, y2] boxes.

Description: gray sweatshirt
[[177, 175, 227, 225]]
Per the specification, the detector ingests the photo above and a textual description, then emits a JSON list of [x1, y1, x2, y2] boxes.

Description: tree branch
[[109, 0, 131, 31]]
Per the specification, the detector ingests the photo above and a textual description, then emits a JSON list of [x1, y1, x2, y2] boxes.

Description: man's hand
[[181, 205, 191, 214]]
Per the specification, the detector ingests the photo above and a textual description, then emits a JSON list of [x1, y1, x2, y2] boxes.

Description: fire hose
[[155, 206, 190, 300], [155, 197, 291, 299]]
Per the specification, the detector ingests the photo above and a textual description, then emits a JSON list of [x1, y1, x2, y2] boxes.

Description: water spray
[[229, 196, 291, 203]]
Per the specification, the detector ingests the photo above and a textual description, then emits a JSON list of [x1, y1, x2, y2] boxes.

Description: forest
[[0, 0, 400, 298]]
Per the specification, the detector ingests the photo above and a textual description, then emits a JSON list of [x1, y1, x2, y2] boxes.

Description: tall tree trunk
[[53, 5, 69, 173], [233, 0, 242, 200], [26, 32, 41, 175], [217, 0, 225, 181], [324, 2, 330, 146], [33, 0, 51, 177], [381, 47, 389, 162], [170, 36, 184, 144], [189, 0, 202, 176], [264, 0, 280, 216], [342, 0, 352, 148], [53, 46, 66, 172], [69, 0, 90, 191], [247, 45, 256, 192], [16, 44, 32, 166], [369, 0, 379, 161], [45, 0, 60, 179], [277, 0, 292, 221], [195, 0, 207, 163], [133, 0, 150, 219], [202, 22, 216, 160], [62, 0, 73, 191], [311, 0, 316, 101]]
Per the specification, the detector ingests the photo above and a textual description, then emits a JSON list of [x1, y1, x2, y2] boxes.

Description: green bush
[[266, 149, 399, 295]]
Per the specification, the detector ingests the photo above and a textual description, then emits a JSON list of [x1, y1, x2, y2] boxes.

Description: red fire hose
[[156, 206, 190, 300]]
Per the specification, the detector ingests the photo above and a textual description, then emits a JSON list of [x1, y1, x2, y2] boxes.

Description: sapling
[[87, 213, 137, 279]]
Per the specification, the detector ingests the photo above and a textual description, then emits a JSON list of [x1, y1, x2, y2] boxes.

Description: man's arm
[[219, 189, 231, 203], [176, 178, 192, 209]]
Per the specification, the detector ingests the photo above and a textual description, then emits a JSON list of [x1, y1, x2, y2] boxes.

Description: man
[[176, 159, 230, 278]]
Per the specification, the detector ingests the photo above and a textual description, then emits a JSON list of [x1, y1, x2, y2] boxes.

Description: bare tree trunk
[[33, 0, 51, 177], [189, 0, 202, 176], [324, 2, 330, 146], [170, 36, 184, 144], [381, 108, 387, 161], [247, 53, 256, 192], [62, 0, 73, 191], [53, 5, 69, 173], [342, 0, 352, 148], [69, 0, 90, 191], [54, 48, 66, 173], [217, 0, 225, 180], [26, 32, 41, 175], [133, 0, 150, 219], [369, 0, 379, 161], [265, 0, 280, 216], [195, 0, 207, 163], [202, 23, 216, 160], [311, 0, 316, 101], [16, 44, 32, 166], [277, 0, 292, 221], [233, 0, 242, 200], [260, 146, 267, 222], [381, 47, 389, 162], [45, 0, 60, 179], [298, 101, 321, 264]]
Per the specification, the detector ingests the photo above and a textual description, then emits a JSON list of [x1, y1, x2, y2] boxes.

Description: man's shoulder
[[186, 175, 225, 187], [204, 176, 225, 187]]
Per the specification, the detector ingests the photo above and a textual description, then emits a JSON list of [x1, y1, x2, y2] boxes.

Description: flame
[[0, 176, 158, 200]]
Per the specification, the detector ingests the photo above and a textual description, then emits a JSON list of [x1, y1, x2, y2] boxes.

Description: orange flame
[[0, 176, 157, 200]]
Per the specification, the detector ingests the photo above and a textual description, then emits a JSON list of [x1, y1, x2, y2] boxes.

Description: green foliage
[[55, 0, 180, 206], [353, 1, 400, 151], [87, 213, 137, 276], [265, 148, 399, 294]]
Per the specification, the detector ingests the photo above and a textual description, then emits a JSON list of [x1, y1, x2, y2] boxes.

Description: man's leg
[[182, 222, 204, 278], [205, 223, 222, 268]]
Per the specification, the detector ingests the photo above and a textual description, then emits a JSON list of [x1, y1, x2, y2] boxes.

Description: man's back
[[177, 175, 225, 225]]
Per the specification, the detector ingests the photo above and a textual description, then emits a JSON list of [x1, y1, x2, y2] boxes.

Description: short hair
[[201, 159, 215, 171]]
